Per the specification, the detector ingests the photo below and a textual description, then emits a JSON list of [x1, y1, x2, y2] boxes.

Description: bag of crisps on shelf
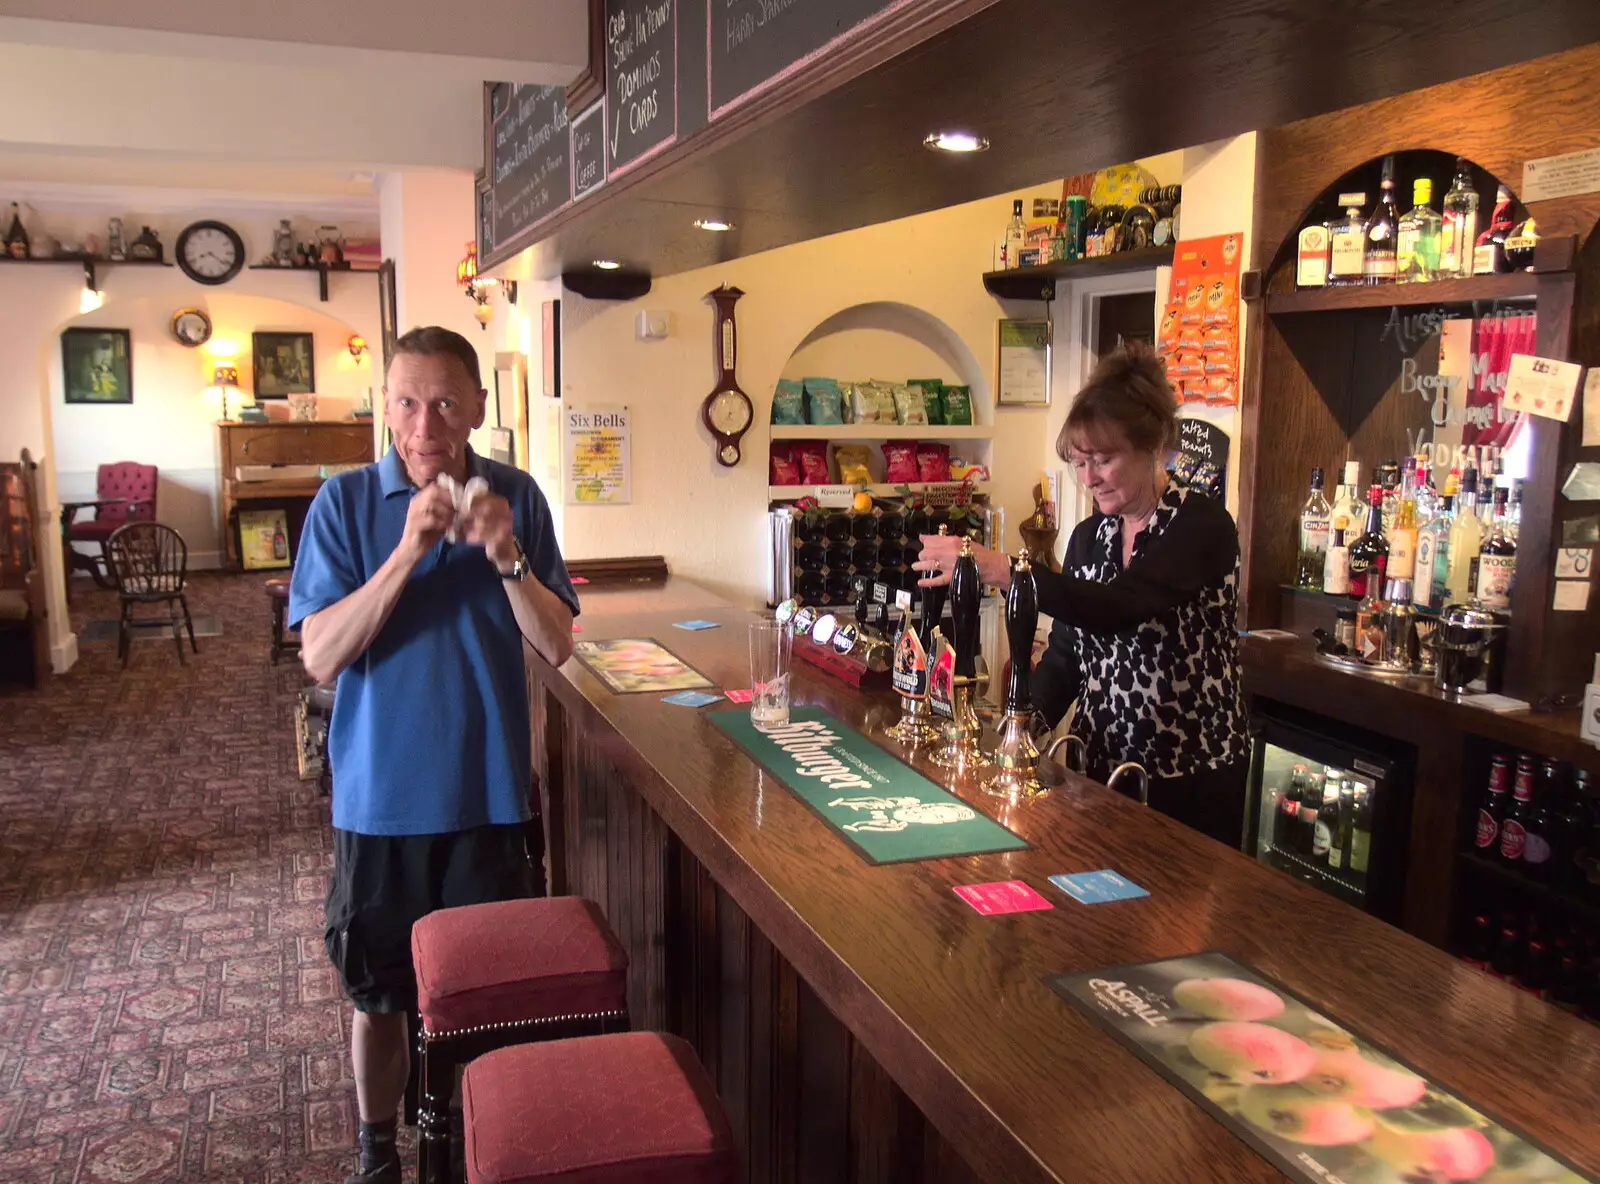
[[771, 379, 805, 425], [795, 441, 831, 485], [908, 379, 946, 425], [835, 444, 873, 486], [941, 385, 974, 426], [770, 444, 801, 486], [1205, 374, 1239, 406], [916, 442, 952, 483], [892, 384, 929, 426], [882, 440, 919, 484], [803, 378, 845, 425]]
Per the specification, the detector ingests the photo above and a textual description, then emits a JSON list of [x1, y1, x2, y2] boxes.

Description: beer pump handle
[[949, 537, 981, 680], [918, 525, 950, 654], [854, 576, 873, 626], [1003, 552, 1038, 713]]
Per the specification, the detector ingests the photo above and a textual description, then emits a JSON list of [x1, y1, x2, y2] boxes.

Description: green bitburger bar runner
[[709, 707, 1029, 865]]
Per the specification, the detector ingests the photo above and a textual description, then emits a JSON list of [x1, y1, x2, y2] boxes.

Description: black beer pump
[[931, 535, 988, 771], [982, 551, 1044, 797], [886, 527, 949, 745]]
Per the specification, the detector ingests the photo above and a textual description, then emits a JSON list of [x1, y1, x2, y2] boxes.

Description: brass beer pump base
[[886, 696, 938, 745], [981, 710, 1044, 798], [931, 683, 988, 770]]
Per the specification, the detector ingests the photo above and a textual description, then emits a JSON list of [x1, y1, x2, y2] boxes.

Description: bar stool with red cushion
[[463, 1032, 737, 1184], [411, 897, 631, 1184]]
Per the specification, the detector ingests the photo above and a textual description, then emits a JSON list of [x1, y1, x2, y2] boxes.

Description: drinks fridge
[[1243, 711, 1414, 921]]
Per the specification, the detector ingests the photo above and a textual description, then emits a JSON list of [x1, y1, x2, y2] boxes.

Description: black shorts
[[324, 823, 542, 1014]]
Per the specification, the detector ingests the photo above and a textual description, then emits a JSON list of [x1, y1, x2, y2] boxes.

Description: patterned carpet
[[0, 572, 382, 1183]]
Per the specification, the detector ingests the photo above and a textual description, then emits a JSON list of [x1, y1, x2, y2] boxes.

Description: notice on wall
[[1155, 233, 1244, 406], [490, 84, 571, 254], [1522, 145, 1600, 203], [711, 0, 900, 117], [605, 0, 677, 174], [1501, 353, 1582, 422], [571, 100, 608, 201], [565, 405, 631, 505], [1173, 416, 1229, 501]]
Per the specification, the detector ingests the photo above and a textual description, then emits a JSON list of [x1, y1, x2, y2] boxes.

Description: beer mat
[[953, 880, 1053, 915], [708, 707, 1029, 866], [662, 690, 723, 708], [1045, 951, 1594, 1184], [1049, 870, 1148, 903], [572, 638, 715, 695], [672, 619, 722, 631], [723, 689, 754, 703]]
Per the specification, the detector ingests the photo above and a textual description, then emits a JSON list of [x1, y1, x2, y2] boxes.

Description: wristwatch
[[498, 538, 531, 581]]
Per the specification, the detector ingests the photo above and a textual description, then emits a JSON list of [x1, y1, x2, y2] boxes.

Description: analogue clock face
[[708, 389, 752, 434], [181, 223, 242, 284], [719, 443, 740, 465]]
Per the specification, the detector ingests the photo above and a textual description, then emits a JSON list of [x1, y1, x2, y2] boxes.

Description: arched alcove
[[778, 301, 992, 421]]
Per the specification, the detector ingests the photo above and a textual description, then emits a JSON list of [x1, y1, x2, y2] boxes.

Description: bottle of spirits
[[1323, 516, 1351, 596], [1347, 485, 1388, 602], [1507, 479, 1523, 545], [1355, 567, 1390, 664], [1472, 185, 1517, 276], [1362, 157, 1399, 284], [1381, 577, 1414, 668], [4, 202, 28, 260], [1378, 461, 1402, 536], [1296, 221, 1331, 289], [1396, 178, 1441, 283], [1002, 200, 1026, 269], [1440, 158, 1480, 279], [1504, 216, 1539, 271], [1410, 452, 1438, 526], [1297, 467, 1332, 588], [1334, 461, 1363, 545], [1327, 193, 1369, 286], [1445, 467, 1482, 603], [1475, 486, 1516, 610], [1413, 490, 1454, 610], [1387, 462, 1418, 581]]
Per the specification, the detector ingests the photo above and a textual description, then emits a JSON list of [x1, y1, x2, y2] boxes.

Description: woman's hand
[[912, 535, 1012, 590]]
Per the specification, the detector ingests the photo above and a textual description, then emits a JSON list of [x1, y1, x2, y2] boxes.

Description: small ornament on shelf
[[1017, 477, 1058, 571], [106, 217, 126, 261]]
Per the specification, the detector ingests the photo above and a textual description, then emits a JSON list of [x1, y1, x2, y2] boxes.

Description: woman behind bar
[[915, 344, 1249, 845]]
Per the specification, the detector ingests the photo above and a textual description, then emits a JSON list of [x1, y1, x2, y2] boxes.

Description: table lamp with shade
[[212, 364, 242, 422]]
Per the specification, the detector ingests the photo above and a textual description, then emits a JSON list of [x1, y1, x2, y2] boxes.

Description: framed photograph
[[996, 318, 1052, 407], [488, 427, 514, 465], [377, 259, 397, 372], [541, 299, 561, 398], [62, 328, 133, 404], [252, 331, 315, 400]]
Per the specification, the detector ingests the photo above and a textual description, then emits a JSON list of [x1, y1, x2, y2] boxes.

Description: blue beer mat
[[662, 690, 725, 708], [672, 620, 723, 631], [1049, 870, 1149, 904]]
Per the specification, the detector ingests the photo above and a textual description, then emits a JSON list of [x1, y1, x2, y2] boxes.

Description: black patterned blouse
[[1032, 483, 1248, 783]]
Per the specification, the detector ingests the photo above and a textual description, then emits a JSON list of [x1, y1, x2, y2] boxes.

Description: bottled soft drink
[[1474, 755, 1510, 853], [1276, 768, 1303, 852], [1498, 756, 1536, 863], [1309, 772, 1334, 858]]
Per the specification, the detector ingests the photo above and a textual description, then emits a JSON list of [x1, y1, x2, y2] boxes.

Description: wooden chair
[[61, 461, 158, 593], [106, 522, 197, 668], [0, 449, 50, 687]]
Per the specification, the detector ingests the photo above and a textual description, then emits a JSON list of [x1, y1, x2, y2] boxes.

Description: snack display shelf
[[768, 482, 991, 499], [769, 425, 995, 441]]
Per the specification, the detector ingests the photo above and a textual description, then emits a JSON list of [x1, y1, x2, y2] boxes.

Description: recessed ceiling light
[[694, 218, 736, 232], [924, 131, 989, 153], [593, 259, 622, 270]]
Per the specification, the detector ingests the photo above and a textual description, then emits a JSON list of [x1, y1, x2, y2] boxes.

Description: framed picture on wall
[[996, 319, 1052, 407], [541, 299, 560, 398], [377, 259, 397, 372], [62, 328, 133, 404], [488, 427, 514, 465], [252, 331, 315, 399]]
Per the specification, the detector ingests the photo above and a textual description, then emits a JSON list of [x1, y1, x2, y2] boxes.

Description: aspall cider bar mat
[[708, 707, 1029, 866], [1045, 951, 1593, 1184]]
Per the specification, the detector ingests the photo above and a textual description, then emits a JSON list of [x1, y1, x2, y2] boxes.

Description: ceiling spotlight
[[694, 218, 736, 232], [924, 131, 989, 153], [593, 259, 622, 270]]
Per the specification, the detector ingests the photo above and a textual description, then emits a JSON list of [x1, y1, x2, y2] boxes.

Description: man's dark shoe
[[346, 1119, 402, 1184]]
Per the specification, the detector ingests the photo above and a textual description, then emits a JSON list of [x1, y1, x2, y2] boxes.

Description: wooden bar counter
[[528, 578, 1600, 1184]]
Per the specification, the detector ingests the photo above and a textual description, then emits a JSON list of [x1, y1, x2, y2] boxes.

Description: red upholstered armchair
[[61, 462, 158, 591]]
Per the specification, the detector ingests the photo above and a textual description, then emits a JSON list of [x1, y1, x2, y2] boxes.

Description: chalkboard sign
[[572, 100, 607, 201], [605, 0, 678, 175], [490, 83, 572, 254], [711, 0, 900, 116], [1173, 417, 1230, 501]]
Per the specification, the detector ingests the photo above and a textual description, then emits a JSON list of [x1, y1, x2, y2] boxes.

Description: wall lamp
[[457, 242, 519, 330]]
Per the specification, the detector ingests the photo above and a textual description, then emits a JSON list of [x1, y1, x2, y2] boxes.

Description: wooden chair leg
[[416, 1033, 454, 1184], [118, 601, 131, 668], [180, 594, 198, 653], [167, 599, 185, 664], [91, 544, 115, 589]]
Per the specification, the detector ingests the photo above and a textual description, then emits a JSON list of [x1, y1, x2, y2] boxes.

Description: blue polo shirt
[[288, 447, 579, 836]]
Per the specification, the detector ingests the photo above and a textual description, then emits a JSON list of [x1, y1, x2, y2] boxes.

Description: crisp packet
[[770, 445, 800, 485], [835, 445, 872, 486], [908, 379, 946, 425], [847, 382, 882, 424], [941, 385, 973, 425], [882, 441, 919, 484], [803, 378, 845, 424], [892, 385, 929, 426], [795, 441, 831, 485], [916, 442, 951, 482], [771, 379, 805, 425]]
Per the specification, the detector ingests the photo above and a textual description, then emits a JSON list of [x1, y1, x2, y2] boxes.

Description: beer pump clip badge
[[927, 634, 956, 718], [891, 600, 928, 700]]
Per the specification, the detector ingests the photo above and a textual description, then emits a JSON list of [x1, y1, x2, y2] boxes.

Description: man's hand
[[401, 484, 455, 565], [460, 493, 517, 570]]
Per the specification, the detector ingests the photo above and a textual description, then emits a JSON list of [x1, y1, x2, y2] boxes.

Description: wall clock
[[702, 285, 753, 467], [176, 220, 245, 286], [169, 307, 212, 348]]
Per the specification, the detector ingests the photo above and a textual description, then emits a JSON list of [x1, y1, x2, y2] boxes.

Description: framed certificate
[[996, 319, 1051, 407]]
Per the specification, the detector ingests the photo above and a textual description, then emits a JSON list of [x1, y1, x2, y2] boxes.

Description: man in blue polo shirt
[[289, 326, 578, 1184]]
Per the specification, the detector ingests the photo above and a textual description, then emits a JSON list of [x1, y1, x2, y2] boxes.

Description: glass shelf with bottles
[[1291, 456, 1521, 665], [1274, 152, 1545, 312]]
